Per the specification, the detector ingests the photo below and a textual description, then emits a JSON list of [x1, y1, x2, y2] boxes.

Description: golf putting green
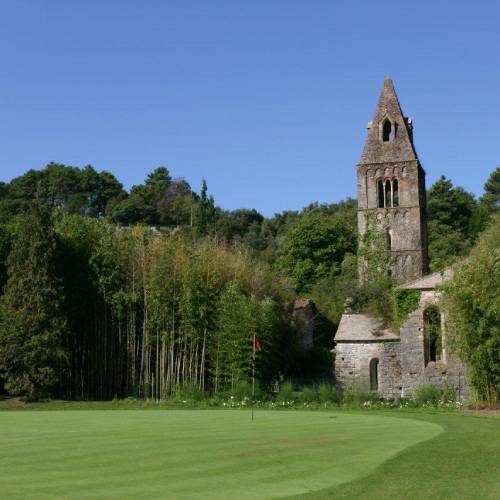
[[0, 410, 441, 499]]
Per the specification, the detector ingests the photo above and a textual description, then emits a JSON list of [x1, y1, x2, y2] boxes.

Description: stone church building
[[334, 78, 469, 399]]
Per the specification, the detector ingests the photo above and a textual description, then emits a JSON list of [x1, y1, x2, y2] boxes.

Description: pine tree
[[194, 179, 216, 237], [0, 199, 68, 398], [480, 167, 500, 215]]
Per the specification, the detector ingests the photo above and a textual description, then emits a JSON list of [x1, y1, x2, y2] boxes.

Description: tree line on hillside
[[1, 163, 497, 278], [0, 163, 498, 401]]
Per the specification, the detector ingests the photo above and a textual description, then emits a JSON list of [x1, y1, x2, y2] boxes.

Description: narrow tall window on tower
[[382, 119, 392, 142], [378, 180, 384, 208], [386, 229, 392, 250], [393, 179, 399, 206]]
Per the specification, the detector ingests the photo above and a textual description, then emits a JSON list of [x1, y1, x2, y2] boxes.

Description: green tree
[[311, 253, 358, 327], [109, 167, 175, 226], [442, 215, 500, 404], [193, 179, 216, 237], [158, 179, 195, 227], [215, 208, 265, 250], [108, 195, 157, 225], [89, 169, 125, 217], [480, 167, 500, 215], [0, 164, 126, 221], [210, 284, 255, 392], [278, 210, 356, 292], [142, 167, 172, 201], [210, 284, 284, 393], [357, 214, 393, 323], [427, 176, 479, 271], [0, 224, 11, 292], [0, 200, 68, 398]]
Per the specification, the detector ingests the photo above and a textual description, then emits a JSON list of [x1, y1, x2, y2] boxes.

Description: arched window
[[386, 229, 392, 250], [393, 179, 399, 207], [385, 180, 391, 207], [370, 358, 379, 391], [424, 306, 442, 365], [378, 180, 384, 208], [382, 120, 392, 142]]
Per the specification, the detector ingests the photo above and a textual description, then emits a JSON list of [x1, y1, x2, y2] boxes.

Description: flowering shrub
[[128, 380, 464, 411]]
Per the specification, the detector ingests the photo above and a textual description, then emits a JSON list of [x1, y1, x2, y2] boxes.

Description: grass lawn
[[0, 407, 498, 499]]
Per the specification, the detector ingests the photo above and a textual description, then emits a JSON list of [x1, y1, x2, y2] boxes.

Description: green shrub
[[342, 383, 372, 406], [317, 382, 339, 403], [392, 289, 421, 327], [442, 385, 456, 403], [299, 385, 317, 403], [414, 383, 441, 405], [232, 380, 252, 400], [277, 380, 294, 402], [169, 383, 204, 402]]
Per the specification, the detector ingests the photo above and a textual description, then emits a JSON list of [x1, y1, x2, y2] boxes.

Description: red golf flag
[[253, 335, 261, 352]]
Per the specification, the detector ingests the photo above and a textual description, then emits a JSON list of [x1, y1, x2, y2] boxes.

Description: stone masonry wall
[[424, 358, 470, 401], [399, 306, 425, 396], [335, 341, 402, 398], [357, 160, 428, 283]]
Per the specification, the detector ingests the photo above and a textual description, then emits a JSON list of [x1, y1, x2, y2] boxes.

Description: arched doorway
[[369, 358, 379, 391], [424, 305, 442, 365]]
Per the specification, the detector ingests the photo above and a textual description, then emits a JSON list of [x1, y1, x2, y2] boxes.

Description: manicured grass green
[[0, 408, 497, 499], [305, 411, 500, 500], [0, 409, 439, 499]]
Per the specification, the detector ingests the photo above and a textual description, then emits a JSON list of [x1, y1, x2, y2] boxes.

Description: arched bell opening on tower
[[393, 179, 399, 206], [384, 180, 391, 207], [377, 180, 384, 208], [377, 178, 400, 208], [382, 119, 393, 142]]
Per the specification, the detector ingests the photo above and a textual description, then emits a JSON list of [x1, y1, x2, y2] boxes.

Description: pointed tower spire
[[359, 78, 417, 164]]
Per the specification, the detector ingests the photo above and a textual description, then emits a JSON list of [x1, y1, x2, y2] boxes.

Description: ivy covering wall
[[392, 289, 421, 328]]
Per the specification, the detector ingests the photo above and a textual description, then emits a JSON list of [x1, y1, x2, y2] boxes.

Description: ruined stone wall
[[334, 288, 471, 401], [423, 358, 470, 401], [399, 306, 426, 396], [399, 290, 470, 399], [335, 341, 402, 398]]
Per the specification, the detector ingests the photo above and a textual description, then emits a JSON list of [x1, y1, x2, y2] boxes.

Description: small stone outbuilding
[[335, 314, 401, 397]]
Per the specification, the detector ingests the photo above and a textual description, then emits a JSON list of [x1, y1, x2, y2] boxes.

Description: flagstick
[[252, 335, 255, 422]]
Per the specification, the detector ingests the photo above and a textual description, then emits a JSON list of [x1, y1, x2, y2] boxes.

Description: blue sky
[[0, 1, 498, 216]]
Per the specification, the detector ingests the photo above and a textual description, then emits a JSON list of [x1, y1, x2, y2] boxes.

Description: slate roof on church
[[335, 314, 399, 342]]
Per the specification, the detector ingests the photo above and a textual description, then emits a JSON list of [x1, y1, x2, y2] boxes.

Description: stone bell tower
[[357, 77, 428, 283]]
